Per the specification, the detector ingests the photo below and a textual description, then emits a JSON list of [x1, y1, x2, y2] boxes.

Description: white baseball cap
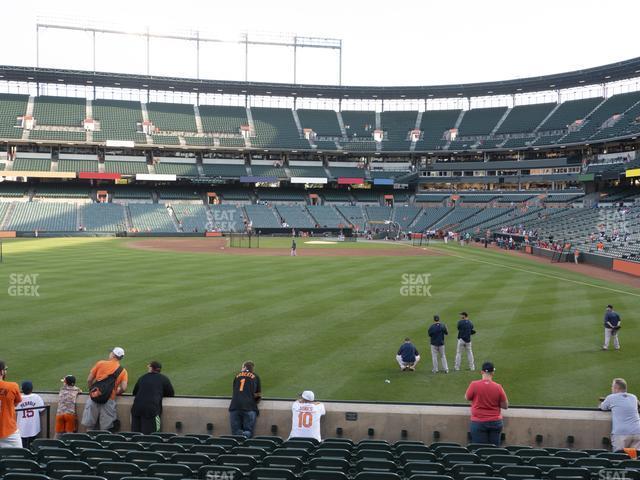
[[112, 347, 125, 358], [301, 390, 315, 402]]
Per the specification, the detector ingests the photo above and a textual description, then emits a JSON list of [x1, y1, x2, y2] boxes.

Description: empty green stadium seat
[[148, 102, 197, 132], [0, 93, 28, 138], [92, 99, 147, 143]]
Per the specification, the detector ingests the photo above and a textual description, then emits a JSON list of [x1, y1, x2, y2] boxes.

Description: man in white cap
[[288, 391, 325, 442], [81, 347, 128, 432]]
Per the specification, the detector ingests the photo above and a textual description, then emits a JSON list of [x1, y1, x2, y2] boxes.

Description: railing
[[16, 405, 51, 438]]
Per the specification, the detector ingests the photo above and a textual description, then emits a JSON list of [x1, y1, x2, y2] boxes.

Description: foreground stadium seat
[[45, 460, 93, 479], [403, 462, 447, 476], [60, 434, 92, 443], [32, 439, 67, 451], [0, 448, 35, 460], [80, 448, 122, 468], [435, 446, 470, 456], [216, 453, 258, 473], [66, 440, 103, 452], [131, 434, 164, 444], [189, 445, 226, 458], [231, 446, 268, 459], [169, 453, 212, 470], [442, 453, 481, 467], [527, 456, 568, 472], [123, 451, 165, 471], [356, 449, 396, 461], [205, 438, 239, 449], [571, 457, 612, 471], [96, 461, 144, 480], [450, 463, 495, 479], [546, 467, 590, 480], [62, 476, 107, 480], [148, 442, 187, 457], [107, 441, 145, 453], [36, 448, 78, 464], [245, 439, 279, 451], [312, 448, 351, 460], [467, 444, 499, 451], [596, 453, 629, 461], [485, 455, 523, 468], [301, 470, 349, 480], [354, 472, 402, 480], [496, 464, 542, 479], [271, 447, 311, 460], [407, 476, 455, 480], [399, 451, 438, 463], [0, 458, 42, 475], [3, 474, 51, 480], [168, 436, 201, 446], [474, 448, 510, 458], [355, 458, 398, 473], [307, 457, 350, 473], [249, 467, 298, 480], [516, 449, 549, 458], [95, 434, 127, 445], [146, 462, 194, 479], [261, 455, 304, 473], [396, 444, 432, 455]]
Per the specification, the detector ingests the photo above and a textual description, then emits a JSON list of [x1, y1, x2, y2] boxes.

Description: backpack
[[89, 366, 123, 404]]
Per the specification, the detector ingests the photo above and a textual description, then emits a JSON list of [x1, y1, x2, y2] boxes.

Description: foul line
[[431, 246, 640, 298]]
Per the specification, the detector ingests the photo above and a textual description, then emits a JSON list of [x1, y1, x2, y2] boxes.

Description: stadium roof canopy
[[2, 57, 640, 100]]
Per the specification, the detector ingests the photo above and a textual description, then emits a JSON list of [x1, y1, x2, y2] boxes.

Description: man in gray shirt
[[600, 378, 640, 451]]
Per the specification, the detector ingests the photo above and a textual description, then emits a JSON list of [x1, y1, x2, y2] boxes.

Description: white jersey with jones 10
[[289, 400, 326, 441]]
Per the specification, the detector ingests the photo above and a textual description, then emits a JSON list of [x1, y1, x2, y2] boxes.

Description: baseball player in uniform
[[455, 312, 476, 371], [428, 315, 449, 373], [603, 305, 622, 350]]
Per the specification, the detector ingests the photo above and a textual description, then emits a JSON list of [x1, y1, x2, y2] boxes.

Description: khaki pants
[[431, 345, 448, 373], [396, 355, 420, 370], [81, 398, 118, 431], [603, 328, 620, 350], [455, 339, 475, 371], [611, 434, 640, 451]]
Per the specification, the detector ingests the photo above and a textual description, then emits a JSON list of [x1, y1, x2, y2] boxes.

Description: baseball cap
[[300, 390, 315, 402], [433, 315, 440, 322], [481, 361, 495, 373], [62, 375, 76, 386], [149, 360, 162, 371], [112, 347, 125, 359], [460, 312, 468, 317], [21, 380, 33, 393], [606, 304, 613, 309]]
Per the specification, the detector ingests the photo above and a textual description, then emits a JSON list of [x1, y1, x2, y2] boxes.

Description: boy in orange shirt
[[55, 375, 82, 438]]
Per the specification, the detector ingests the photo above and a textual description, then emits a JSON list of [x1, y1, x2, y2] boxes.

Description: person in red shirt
[[465, 361, 508, 446], [0, 360, 23, 448]]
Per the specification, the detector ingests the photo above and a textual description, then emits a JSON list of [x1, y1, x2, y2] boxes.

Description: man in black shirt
[[229, 361, 262, 438], [131, 361, 175, 434]]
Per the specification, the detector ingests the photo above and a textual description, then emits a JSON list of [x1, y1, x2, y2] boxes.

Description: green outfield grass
[[0, 237, 637, 407]]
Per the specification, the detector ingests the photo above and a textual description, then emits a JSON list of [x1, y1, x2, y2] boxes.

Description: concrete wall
[[39, 394, 613, 450]]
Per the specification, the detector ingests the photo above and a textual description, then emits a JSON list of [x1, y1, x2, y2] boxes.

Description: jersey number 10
[[297, 412, 313, 428]]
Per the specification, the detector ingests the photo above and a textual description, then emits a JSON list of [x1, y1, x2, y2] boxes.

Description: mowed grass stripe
[[0, 238, 635, 406]]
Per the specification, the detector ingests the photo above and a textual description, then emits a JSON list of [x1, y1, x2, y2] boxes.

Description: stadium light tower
[[36, 17, 344, 85]]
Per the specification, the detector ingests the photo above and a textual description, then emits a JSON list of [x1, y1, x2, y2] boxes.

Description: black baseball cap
[[21, 380, 33, 393], [62, 375, 76, 386], [481, 362, 495, 373], [460, 312, 468, 317], [606, 304, 613, 309], [433, 315, 440, 322]]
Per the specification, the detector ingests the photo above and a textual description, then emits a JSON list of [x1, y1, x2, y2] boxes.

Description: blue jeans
[[470, 420, 503, 446], [229, 410, 257, 438]]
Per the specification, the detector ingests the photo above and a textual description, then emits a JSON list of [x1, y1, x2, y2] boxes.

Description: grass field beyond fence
[[0, 237, 636, 407]]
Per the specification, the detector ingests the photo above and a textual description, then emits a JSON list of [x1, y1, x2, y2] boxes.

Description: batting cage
[[229, 232, 260, 248]]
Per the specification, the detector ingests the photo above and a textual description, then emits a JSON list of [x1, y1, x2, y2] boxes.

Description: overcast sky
[[2, 0, 639, 87]]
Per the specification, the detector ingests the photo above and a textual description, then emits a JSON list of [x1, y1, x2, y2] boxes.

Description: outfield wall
[[39, 394, 613, 449]]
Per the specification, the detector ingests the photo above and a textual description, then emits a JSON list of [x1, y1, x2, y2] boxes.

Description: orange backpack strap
[[623, 448, 637, 459]]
